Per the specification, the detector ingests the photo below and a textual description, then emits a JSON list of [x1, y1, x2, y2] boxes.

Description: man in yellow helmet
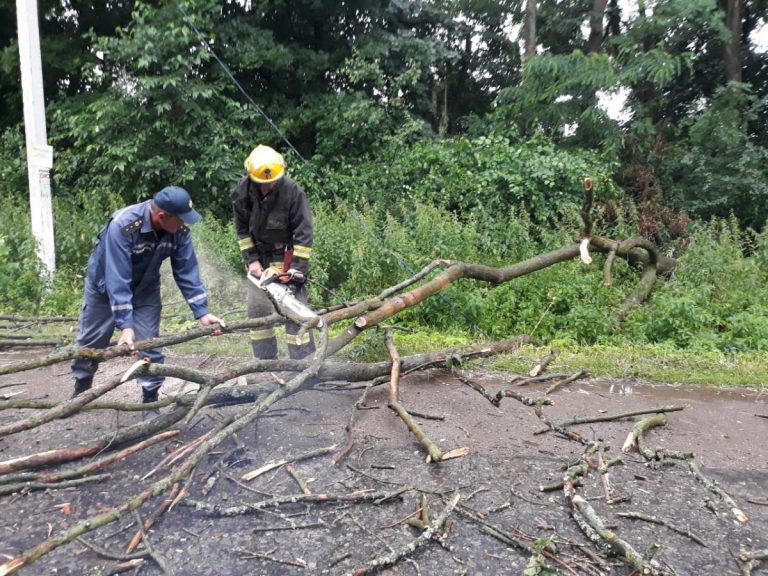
[[233, 145, 315, 360]]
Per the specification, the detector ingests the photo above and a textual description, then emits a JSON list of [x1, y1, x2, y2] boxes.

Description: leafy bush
[[191, 215, 242, 275], [0, 127, 27, 199], [313, 133, 622, 236], [52, 189, 126, 271], [0, 195, 44, 314], [37, 267, 89, 316], [0, 234, 43, 314], [623, 218, 768, 351]]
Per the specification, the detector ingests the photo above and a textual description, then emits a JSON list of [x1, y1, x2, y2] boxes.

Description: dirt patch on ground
[[0, 350, 766, 575]]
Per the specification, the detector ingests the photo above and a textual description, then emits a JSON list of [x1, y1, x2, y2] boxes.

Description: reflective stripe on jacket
[[232, 176, 313, 275]]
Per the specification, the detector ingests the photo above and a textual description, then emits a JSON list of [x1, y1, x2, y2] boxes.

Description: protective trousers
[[247, 281, 315, 360], [71, 284, 165, 391]]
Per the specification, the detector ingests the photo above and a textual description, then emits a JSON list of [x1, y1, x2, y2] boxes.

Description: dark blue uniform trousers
[[71, 284, 165, 392]]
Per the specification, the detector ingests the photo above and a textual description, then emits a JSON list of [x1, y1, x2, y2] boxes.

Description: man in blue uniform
[[71, 186, 224, 403]]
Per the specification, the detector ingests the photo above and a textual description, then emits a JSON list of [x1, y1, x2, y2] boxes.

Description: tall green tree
[[0, 0, 134, 128], [49, 1, 251, 216], [338, 0, 520, 137]]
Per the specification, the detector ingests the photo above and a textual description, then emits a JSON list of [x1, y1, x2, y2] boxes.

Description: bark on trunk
[[724, 0, 742, 83], [523, 0, 537, 62], [587, 0, 609, 54]]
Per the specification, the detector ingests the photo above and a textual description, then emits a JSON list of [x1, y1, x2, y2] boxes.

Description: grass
[[490, 343, 768, 389], [181, 322, 768, 389]]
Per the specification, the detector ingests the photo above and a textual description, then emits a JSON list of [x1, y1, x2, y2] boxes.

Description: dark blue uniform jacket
[[85, 200, 209, 330]]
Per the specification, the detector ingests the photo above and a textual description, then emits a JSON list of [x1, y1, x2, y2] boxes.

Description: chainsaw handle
[[253, 271, 296, 287]]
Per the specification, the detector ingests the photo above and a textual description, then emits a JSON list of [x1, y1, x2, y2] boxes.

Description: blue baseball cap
[[154, 186, 202, 225]]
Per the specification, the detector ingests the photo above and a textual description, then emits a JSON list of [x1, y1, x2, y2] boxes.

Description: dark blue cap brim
[[179, 209, 202, 225]]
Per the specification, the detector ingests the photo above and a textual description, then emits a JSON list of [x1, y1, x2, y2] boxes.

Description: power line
[[175, 1, 310, 170]]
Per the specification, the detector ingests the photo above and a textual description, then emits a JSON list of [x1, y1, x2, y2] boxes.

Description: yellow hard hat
[[244, 145, 285, 183]]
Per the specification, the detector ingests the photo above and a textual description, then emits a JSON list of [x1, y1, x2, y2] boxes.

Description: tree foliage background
[[1, 0, 767, 353]]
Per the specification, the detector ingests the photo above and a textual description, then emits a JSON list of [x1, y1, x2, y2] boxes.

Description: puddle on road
[[569, 377, 767, 405]]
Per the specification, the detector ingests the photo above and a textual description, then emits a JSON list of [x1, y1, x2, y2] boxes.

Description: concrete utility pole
[[17, 0, 56, 277]]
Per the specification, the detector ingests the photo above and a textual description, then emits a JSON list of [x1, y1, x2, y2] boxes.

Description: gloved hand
[[262, 266, 283, 280]]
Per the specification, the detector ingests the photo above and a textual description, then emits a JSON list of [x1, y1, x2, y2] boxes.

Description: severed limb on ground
[[534, 405, 685, 435], [596, 449, 626, 505], [323, 238, 665, 356], [528, 348, 559, 377], [622, 413, 668, 454], [239, 444, 338, 482], [385, 328, 454, 462], [0, 407, 191, 475], [513, 372, 571, 387], [332, 374, 385, 466], [506, 390, 588, 444], [689, 460, 748, 524], [130, 509, 173, 575], [0, 373, 136, 438], [75, 537, 149, 561], [0, 473, 111, 497], [561, 448, 664, 576], [182, 487, 410, 517], [0, 338, 70, 350], [736, 547, 768, 576], [571, 495, 663, 576], [316, 259, 446, 317], [452, 502, 600, 575], [616, 511, 707, 547], [543, 370, 588, 396], [341, 491, 461, 576], [455, 372, 501, 406], [603, 238, 659, 329], [125, 483, 182, 553], [0, 397, 178, 412], [623, 414, 748, 524], [0, 316, 280, 377], [0, 314, 78, 323]]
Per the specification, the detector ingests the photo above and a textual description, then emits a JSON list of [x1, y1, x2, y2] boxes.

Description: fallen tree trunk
[[0, 316, 282, 377]]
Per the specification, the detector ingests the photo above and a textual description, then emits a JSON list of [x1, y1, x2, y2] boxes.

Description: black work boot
[[142, 388, 160, 419], [70, 377, 93, 399]]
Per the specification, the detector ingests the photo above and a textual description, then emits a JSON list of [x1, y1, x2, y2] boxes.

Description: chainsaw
[[247, 271, 318, 322]]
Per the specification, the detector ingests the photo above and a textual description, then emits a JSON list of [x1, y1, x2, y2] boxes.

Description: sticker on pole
[[31, 144, 53, 169]]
